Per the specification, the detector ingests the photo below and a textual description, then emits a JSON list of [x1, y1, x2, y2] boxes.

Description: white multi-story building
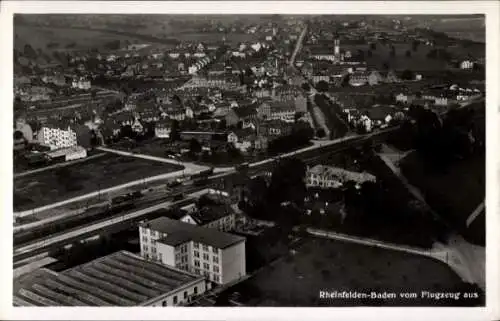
[[139, 217, 246, 286], [306, 165, 376, 189], [72, 77, 91, 90], [37, 125, 78, 150]]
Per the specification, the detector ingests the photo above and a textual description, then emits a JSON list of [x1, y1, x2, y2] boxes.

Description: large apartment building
[[139, 217, 246, 286], [37, 124, 78, 150]]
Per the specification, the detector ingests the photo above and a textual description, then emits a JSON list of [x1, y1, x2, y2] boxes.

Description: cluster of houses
[[395, 83, 483, 107]]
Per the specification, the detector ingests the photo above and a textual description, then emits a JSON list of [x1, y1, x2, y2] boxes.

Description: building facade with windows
[[139, 217, 246, 286], [37, 125, 78, 150]]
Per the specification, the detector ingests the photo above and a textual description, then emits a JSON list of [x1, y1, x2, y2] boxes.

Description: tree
[[23, 44, 37, 59], [316, 128, 326, 138], [427, 49, 438, 59], [412, 40, 419, 52], [316, 80, 329, 93], [357, 49, 365, 60], [301, 82, 311, 92], [268, 158, 307, 207], [390, 46, 396, 58], [405, 50, 412, 58], [401, 69, 414, 80], [189, 138, 202, 154]]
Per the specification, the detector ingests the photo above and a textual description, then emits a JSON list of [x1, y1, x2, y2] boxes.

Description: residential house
[[164, 104, 186, 121], [306, 165, 376, 189], [227, 128, 255, 153], [71, 77, 91, 90], [131, 118, 144, 133], [155, 120, 172, 139], [259, 119, 293, 137], [225, 104, 258, 126], [180, 204, 236, 232], [363, 105, 396, 128], [395, 92, 415, 105], [139, 217, 246, 285], [460, 60, 474, 70]]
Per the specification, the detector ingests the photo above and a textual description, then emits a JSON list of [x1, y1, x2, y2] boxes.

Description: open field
[[111, 138, 174, 159], [173, 32, 258, 44], [13, 154, 183, 212], [341, 42, 484, 71], [14, 25, 150, 54], [400, 152, 485, 230], [226, 237, 482, 306]]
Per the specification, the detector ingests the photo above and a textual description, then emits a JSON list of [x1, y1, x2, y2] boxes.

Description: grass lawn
[[13, 153, 183, 211], [228, 237, 483, 306], [400, 151, 485, 231]]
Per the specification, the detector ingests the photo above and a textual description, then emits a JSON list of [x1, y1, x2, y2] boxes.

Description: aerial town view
[[12, 14, 486, 307]]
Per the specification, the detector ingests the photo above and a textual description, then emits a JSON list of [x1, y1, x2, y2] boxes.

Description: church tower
[[334, 39, 340, 57]]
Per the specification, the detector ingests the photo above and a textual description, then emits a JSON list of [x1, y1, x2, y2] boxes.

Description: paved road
[[289, 24, 308, 67], [97, 146, 207, 171], [466, 201, 485, 227]]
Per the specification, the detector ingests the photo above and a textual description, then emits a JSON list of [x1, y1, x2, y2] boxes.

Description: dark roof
[[365, 105, 395, 120], [188, 204, 234, 225], [233, 105, 257, 118], [144, 217, 245, 249], [13, 251, 201, 307]]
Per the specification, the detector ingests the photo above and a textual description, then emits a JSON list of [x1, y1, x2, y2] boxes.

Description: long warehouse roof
[[13, 251, 202, 306]]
